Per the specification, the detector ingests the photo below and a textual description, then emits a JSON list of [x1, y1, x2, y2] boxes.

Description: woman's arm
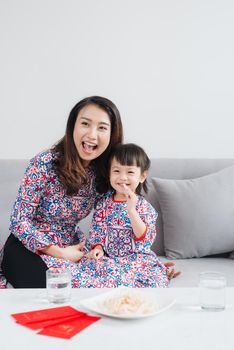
[[10, 153, 59, 254], [40, 244, 84, 262]]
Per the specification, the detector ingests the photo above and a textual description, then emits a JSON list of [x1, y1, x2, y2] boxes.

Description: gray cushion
[[152, 166, 234, 259]]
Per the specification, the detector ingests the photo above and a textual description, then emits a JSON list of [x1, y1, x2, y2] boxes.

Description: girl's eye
[[113, 170, 119, 173], [128, 171, 134, 174]]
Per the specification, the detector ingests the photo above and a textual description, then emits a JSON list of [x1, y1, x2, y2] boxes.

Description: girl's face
[[73, 104, 111, 166], [110, 157, 147, 197]]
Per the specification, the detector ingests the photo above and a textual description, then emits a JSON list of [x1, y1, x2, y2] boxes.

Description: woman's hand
[[41, 244, 84, 262], [86, 245, 104, 260], [164, 262, 181, 280], [61, 244, 85, 262], [40, 242, 85, 262]]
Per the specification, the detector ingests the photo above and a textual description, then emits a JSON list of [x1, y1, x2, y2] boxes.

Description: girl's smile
[[110, 157, 147, 198]]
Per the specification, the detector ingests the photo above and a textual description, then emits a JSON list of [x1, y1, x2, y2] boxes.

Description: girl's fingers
[[122, 184, 132, 195], [85, 251, 94, 259], [95, 250, 100, 258], [94, 252, 101, 260], [167, 268, 181, 279], [122, 184, 130, 197], [164, 261, 181, 279], [168, 268, 175, 279], [122, 184, 136, 201], [173, 271, 181, 278], [164, 262, 175, 268]]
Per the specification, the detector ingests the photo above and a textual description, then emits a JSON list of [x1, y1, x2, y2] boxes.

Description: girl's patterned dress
[[86, 191, 169, 288], [0, 150, 169, 288]]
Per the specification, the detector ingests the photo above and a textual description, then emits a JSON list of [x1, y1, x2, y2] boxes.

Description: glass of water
[[199, 271, 226, 311], [46, 268, 72, 304]]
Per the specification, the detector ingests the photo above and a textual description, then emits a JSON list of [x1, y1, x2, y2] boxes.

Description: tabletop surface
[[1, 287, 234, 350]]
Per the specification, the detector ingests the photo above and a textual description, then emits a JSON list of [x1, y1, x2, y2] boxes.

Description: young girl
[[86, 143, 170, 287]]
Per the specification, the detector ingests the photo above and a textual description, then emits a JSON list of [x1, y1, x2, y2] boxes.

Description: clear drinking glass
[[199, 271, 226, 311], [46, 268, 72, 304]]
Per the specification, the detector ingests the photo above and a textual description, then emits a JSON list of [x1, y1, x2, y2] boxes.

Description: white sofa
[[1, 158, 234, 287]]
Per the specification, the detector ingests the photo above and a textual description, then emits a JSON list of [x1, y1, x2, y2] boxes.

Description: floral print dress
[[84, 191, 169, 288], [0, 149, 96, 287], [0, 150, 169, 288]]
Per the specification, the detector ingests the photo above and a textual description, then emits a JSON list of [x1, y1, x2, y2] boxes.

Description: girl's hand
[[86, 246, 104, 260], [164, 262, 181, 280], [61, 244, 85, 262], [122, 184, 137, 212]]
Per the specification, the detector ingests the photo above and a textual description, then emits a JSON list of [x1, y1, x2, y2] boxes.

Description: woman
[[1, 96, 123, 287]]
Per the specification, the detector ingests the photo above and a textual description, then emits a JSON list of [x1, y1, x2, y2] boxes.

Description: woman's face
[[73, 104, 111, 166]]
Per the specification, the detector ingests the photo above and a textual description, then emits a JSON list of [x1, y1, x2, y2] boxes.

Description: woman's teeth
[[82, 142, 97, 151]]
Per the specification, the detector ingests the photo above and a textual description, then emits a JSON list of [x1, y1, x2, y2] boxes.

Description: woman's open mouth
[[82, 141, 97, 154]]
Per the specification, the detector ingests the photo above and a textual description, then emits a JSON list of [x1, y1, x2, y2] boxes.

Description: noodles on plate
[[99, 289, 159, 316]]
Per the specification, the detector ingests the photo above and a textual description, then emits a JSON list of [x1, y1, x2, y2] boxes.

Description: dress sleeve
[[9, 155, 56, 254], [134, 198, 158, 254], [87, 197, 107, 250]]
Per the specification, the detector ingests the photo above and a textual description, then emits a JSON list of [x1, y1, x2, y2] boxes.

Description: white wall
[[1, 0, 234, 159]]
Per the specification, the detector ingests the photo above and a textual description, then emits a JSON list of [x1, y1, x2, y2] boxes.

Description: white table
[[1, 288, 234, 350]]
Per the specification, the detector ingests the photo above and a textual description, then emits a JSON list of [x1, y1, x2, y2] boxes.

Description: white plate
[[79, 289, 176, 319]]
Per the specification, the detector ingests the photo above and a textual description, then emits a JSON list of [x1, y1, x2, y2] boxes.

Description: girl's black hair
[[109, 143, 150, 194]]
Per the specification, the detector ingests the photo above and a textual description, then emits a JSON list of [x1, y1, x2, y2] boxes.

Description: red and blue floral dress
[[0, 149, 169, 288], [86, 191, 169, 287]]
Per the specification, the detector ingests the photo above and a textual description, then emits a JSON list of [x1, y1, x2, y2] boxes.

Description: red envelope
[[23, 313, 86, 330], [38, 315, 101, 339], [11, 306, 82, 325]]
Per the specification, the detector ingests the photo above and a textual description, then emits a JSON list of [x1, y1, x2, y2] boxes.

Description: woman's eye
[[99, 126, 108, 131], [81, 121, 89, 126], [113, 170, 119, 173], [128, 171, 134, 174]]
